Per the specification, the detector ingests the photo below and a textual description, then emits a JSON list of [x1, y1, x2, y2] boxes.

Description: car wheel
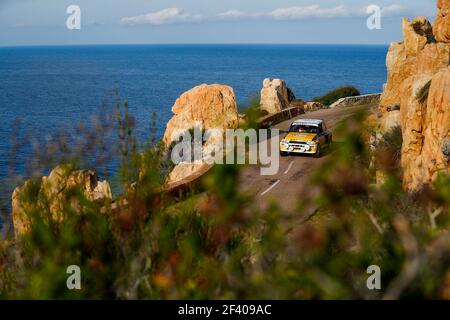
[[314, 145, 322, 158], [280, 151, 289, 157]]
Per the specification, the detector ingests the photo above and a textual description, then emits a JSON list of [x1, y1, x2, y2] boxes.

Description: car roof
[[292, 119, 324, 126]]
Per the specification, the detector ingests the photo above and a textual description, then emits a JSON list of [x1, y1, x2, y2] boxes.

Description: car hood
[[283, 132, 317, 142]]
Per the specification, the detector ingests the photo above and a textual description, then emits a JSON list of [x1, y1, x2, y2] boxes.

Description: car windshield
[[289, 124, 319, 134]]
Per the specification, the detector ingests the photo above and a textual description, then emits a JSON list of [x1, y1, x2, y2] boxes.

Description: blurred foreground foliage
[[0, 103, 449, 300]]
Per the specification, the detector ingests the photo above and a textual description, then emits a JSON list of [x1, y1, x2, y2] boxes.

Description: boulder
[[434, 0, 450, 43], [163, 84, 239, 184], [163, 84, 239, 146], [12, 165, 112, 237], [260, 79, 290, 114]]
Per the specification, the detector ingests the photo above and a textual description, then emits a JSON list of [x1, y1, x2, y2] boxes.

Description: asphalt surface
[[239, 104, 375, 213]]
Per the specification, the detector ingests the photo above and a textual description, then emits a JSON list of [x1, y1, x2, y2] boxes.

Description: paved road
[[239, 104, 375, 214]]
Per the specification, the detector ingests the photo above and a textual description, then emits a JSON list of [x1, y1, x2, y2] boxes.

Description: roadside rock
[[163, 84, 239, 185], [260, 79, 290, 114], [434, 0, 450, 43], [163, 84, 239, 146], [12, 165, 112, 237], [304, 102, 326, 112], [166, 161, 212, 187]]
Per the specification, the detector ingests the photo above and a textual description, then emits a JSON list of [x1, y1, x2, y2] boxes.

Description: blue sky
[[0, 0, 438, 46]]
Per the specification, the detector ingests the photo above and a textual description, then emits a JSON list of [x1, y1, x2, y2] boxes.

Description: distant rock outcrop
[[12, 165, 112, 237], [378, 2, 450, 191], [163, 84, 239, 185], [260, 79, 290, 114]]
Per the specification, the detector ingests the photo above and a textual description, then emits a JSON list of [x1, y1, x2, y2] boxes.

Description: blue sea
[[0, 44, 388, 216]]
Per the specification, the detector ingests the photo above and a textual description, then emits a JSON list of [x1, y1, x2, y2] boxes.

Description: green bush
[[314, 86, 361, 106]]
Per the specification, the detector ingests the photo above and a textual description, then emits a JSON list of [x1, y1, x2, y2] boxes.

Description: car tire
[[280, 151, 289, 157], [314, 145, 322, 158]]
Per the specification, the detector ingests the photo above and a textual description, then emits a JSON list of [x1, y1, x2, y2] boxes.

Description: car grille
[[289, 142, 308, 148]]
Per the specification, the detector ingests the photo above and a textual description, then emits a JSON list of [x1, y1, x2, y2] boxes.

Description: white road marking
[[284, 161, 295, 175], [260, 180, 280, 197]]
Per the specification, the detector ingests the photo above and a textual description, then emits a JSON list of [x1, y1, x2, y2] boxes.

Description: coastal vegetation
[[0, 101, 448, 299], [313, 86, 361, 106]]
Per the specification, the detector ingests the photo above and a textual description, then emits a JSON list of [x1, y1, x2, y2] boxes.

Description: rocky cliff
[[379, 1, 450, 191], [434, 0, 450, 42]]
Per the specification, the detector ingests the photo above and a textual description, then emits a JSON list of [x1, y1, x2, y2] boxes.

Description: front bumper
[[280, 143, 318, 154]]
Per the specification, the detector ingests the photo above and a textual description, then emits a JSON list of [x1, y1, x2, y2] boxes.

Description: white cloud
[[380, 4, 405, 16], [121, 4, 406, 25], [217, 10, 247, 19], [268, 5, 350, 20], [121, 8, 202, 25]]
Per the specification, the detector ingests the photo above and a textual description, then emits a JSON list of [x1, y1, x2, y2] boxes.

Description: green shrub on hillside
[[313, 86, 361, 106]]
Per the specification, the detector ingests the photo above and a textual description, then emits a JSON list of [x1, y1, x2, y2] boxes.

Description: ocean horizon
[[0, 44, 388, 206]]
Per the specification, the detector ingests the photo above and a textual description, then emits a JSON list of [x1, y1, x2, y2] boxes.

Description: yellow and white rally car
[[280, 119, 332, 158]]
